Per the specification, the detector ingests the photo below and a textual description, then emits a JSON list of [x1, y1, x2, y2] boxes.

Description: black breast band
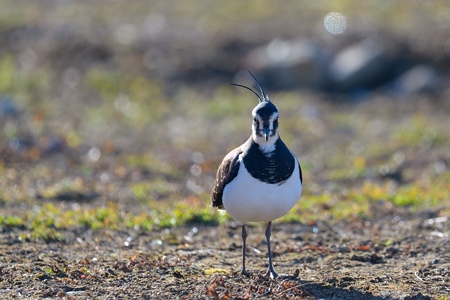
[[242, 138, 295, 184]]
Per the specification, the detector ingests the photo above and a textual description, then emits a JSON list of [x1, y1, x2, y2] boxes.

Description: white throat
[[253, 133, 278, 154]]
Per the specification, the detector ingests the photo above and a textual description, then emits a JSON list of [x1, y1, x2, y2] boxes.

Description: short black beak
[[263, 127, 270, 141]]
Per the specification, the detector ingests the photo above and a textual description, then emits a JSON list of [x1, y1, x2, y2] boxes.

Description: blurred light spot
[[114, 94, 139, 118], [186, 178, 204, 194], [379, 165, 390, 176], [433, 161, 446, 174], [419, 128, 437, 149], [71, 203, 81, 210], [63, 68, 81, 88], [124, 236, 133, 247], [184, 227, 198, 243], [168, 117, 188, 143], [393, 151, 405, 165], [151, 239, 163, 248], [368, 119, 385, 136], [266, 38, 290, 61], [426, 216, 448, 225], [100, 172, 110, 183], [144, 13, 166, 38], [114, 94, 130, 113], [191, 151, 204, 164], [27, 187, 36, 197], [88, 147, 101, 162], [430, 231, 445, 238], [190, 227, 198, 236], [114, 23, 138, 45], [253, 248, 261, 254], [346, 141, 364, 158], [36, 178, 45, 191], [324, 12, 347, 35], [4, 121, 17, 137], [190, 164, 202, 177]]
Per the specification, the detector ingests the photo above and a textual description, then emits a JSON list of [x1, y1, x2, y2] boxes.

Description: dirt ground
[[1, 206, 448, 299]]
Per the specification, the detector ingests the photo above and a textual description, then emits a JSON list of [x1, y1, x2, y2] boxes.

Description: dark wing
[[211, 147, 242, 209], [291, 150, 302, 184], [298, 161, 303, 183]]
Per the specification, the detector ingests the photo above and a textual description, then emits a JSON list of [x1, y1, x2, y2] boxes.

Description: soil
[[1, 208, 448, 299]]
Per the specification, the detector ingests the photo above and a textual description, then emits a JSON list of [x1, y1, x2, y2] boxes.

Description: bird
[[212, 71, 303, 279]]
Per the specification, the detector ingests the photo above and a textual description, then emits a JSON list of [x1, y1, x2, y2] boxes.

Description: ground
[[1, 207, 449, 299]]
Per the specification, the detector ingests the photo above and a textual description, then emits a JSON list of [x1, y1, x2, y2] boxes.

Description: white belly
[[222, 157, 302, 223]]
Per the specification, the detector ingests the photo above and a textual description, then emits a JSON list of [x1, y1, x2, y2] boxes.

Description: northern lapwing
[[212, 72, 303, 279]]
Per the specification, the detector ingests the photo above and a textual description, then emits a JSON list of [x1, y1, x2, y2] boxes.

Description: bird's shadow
[[244, 273, 430, 300]]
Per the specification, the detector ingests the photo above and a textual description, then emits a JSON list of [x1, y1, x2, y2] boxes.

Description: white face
[[252, 111, 279, 145]]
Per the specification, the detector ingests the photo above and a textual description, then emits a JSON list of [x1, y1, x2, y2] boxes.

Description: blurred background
[[1, 1, 449, 227]]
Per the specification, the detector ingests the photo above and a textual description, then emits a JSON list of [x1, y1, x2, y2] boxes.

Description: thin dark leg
[[264, 221, 278, 278], [241, 224, 249, 276]]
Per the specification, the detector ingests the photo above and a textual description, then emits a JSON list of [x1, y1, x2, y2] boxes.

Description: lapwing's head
[[251, 100, 279, 145], [232, 71, 279, 146]]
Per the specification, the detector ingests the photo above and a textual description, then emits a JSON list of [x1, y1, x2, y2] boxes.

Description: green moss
[[85, 67, 125, 100], [0, 215, 24, 227], [0, 56, 15, 93]]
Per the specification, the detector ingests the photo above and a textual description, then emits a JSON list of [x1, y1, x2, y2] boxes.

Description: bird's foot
[[264, 268, 278, 279], [241, 268, 249, 277]]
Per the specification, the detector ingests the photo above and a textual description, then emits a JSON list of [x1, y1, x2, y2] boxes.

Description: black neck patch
[[242, 137, 295, 184]]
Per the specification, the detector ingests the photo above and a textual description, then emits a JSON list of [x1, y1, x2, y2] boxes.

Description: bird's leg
[[241, 224, 249, 276], [264, 221, 278, 279]]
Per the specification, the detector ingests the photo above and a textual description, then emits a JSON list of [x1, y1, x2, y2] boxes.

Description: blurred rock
[[392, 64, 440, 96], [328, 39, 397, 92], [38, 136, 66, 155], [37, 191, 100, 202], [9, 137, 33, 152], [0, 96, 20, 117], [243, 38, 330, 90]]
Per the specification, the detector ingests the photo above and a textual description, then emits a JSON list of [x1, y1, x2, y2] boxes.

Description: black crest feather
[[231, 70, 269, 103]]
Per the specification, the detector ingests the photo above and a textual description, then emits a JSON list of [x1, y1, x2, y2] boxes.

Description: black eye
[[253, 117, 258, 124], [274, 118, 279, 124]]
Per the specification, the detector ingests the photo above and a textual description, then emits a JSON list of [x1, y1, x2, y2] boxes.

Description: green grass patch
[[1, 177, 448, 243], [0, 196, 230, 241], [393, 116, 443, 148]]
